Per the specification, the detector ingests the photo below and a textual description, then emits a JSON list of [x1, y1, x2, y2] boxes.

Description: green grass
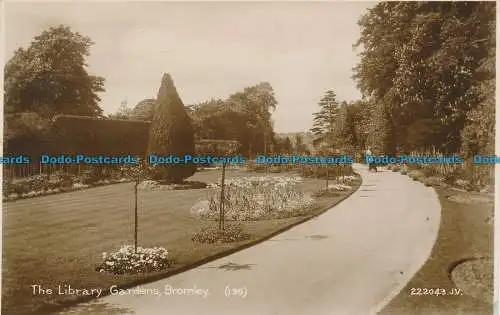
[[378, 187, 494, 315], [2, 169, 360, 315]]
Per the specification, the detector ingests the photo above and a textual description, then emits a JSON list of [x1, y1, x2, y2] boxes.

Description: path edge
[[34, 172, 363, 315]]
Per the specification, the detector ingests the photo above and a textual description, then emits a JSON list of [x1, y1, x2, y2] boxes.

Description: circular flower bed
[[96, 245, 170, 274], [192, 224, 250, 244], [450, 257, 493, 304]]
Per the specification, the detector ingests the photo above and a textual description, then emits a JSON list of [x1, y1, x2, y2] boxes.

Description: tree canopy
[[4, 25, 105, 118], [352, 2, 495, 154]]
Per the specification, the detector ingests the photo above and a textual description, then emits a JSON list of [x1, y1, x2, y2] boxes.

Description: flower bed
[[192, 175, 318, 221], [137, 180, 207, 191], [96, 245, 170, 275], [337, 175, 357, 184], [3, 177, 130, 201], [313, 181, 353, 198], [192, 223, 251, 244]]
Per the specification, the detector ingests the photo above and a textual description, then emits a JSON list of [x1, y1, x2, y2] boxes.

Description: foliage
[[96, 245, 170, 274], [4, 113, 52, 155], [188, 82, 278, 157], [4, 25, 105, 117], [353, 2, 495, 154], [311, 90, 340, 148], [3, 171, 131, 201], [408, 170, 425, 181], [52, 115, 150, 155], [107, 100, 134, 120], [192, 223, 250, 244], [148, 73, 196, 183], [191, 176, 317, 221], [131, 99, 156, 121]]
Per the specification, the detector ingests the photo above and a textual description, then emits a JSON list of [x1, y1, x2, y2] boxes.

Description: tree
[[148, 73, 196, 183], [108, 100, 133, 120], [311, 90, 340, 148], [121, 161, 148, 253], [461, 2, 495, 157], [353, 2, 495, 153], [131, 98, 156, 121], [195, 140, 240, 231], [4, 25, 105, 117], [228, 82, 278, 156]]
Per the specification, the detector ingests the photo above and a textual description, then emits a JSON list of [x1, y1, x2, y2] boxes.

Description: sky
[[4, 1, 375, 133]]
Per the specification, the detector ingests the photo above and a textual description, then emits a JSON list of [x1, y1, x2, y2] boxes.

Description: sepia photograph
[[1, 1, 496, 315]]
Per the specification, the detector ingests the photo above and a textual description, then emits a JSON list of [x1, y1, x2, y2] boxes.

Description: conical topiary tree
[[148, 73, 196, 183]]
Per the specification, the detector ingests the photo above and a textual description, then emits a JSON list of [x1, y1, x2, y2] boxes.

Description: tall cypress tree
[[148, 73, 196, 183]]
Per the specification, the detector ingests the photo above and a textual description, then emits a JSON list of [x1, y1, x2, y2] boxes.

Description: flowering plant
[[192, 175, 317, 221], [327, 183, 352, 191], [96, 245, 170, 275], [192, 223, 250, 244]]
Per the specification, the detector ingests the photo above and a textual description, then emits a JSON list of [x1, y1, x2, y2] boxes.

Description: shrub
[[420, 167, 436, 177], [454, 179, 473, 191], [408, 170, 425, 181], [268, 166, 282, 173], [192, 223, 250, 244], [79, 170, 101, 185], [148, 73, 196, 183], [312, 189, 342, 198], [246, 161, 267, 173], [96, 245, 170, 275], [422, 176, 446, 187]]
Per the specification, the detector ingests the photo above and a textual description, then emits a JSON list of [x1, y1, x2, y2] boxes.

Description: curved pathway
[[57, 164, 441, 315]]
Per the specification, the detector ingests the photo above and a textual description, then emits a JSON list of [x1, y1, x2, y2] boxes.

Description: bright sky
[[4, 1, 375, 133]]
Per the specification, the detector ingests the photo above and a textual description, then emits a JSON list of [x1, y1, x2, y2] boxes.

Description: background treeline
[[4, 25, 308, 160], [4, 1, 495, 187], [312, 2, 495, 158]]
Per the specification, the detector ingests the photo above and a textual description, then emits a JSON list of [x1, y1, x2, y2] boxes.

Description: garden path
[[56, 164, 441, 315]]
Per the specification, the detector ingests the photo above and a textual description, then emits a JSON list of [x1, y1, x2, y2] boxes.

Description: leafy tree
[[345, 100, 374, 152], [228, 82, 278, 156], [461, 2, 495, 157], [353, 2, 495, 154], [131, 98, 156, 121], [4, 25, 105, 117], [148, 73, 196, 183]]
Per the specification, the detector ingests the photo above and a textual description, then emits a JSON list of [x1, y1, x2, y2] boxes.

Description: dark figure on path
[[364, 146, 377, 172]]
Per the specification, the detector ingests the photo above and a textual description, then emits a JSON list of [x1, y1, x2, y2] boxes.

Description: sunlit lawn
[[2, 168, 359, 315]]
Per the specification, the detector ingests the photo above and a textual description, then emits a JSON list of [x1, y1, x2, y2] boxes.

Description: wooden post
[[219, 162, 226, 230], [134, 178, 138, 253], [326, 168, 329, 189]]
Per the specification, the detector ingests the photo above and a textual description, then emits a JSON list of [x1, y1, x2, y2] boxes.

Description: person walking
[[364, 146, 377, 172]]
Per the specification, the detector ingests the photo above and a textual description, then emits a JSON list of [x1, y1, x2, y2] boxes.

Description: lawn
[[378, 186, 494, 315], [2, 168, 360, 315]]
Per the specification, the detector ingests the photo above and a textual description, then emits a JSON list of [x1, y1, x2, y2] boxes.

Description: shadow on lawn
[[50, 301, 135, 315], [215, 262, 255, 271]]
